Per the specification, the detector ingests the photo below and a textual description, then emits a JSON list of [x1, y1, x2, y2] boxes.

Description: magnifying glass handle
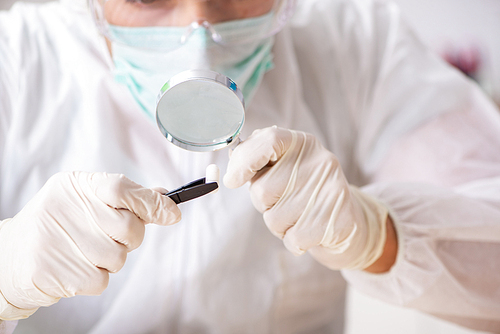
[[228, 125, 279, 154], [232, 137, 242, 146], [228, 137, 242, 156]]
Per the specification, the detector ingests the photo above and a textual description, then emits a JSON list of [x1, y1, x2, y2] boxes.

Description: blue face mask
[[109, 13, 275, 120]]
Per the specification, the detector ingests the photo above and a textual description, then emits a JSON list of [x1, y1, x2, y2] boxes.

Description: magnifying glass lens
[[156, 70, 245, 151]]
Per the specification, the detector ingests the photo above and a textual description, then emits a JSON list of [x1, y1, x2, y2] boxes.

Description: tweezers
[[164, 177, 219, 204]]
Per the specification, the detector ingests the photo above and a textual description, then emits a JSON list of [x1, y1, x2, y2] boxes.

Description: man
[[1, 0, 499, 333]]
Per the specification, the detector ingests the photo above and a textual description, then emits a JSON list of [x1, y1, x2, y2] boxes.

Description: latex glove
[[0, 172, 181, 320], [224, 127, 388, 270]]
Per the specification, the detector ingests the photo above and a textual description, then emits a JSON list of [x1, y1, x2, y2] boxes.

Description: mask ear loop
[[180, 20, 224, 45], [89, 0, 108, 38], [267, 0, 297, 37]]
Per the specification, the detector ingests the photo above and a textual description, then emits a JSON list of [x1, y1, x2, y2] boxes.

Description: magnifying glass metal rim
[[156, 69, 245, 152]]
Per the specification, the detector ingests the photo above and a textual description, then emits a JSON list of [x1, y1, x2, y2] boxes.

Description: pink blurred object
[[442, 45, 482, 79]]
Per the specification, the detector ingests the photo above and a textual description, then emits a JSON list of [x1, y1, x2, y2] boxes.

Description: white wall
[[392, 0, 500, 106]]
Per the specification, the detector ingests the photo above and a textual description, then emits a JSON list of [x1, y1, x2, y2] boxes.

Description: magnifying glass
[[156, 69, 245, 152]]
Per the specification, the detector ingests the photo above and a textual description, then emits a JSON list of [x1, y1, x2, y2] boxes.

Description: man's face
[[104, 0, 276, 27]]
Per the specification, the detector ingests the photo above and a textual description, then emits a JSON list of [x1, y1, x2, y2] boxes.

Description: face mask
[[109, 13, 275, 120]]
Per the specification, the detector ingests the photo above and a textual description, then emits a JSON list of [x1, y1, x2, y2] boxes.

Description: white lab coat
[[0, 0, 499, 333]]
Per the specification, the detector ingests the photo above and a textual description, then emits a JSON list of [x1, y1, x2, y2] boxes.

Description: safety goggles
[[88, 0, 296, 51]]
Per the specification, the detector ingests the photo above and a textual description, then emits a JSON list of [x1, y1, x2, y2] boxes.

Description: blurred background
[[0, 0, 498, 333], [1, 0, 46, 9], [1, 0, 499, 107], [343, 3, 499, 334]]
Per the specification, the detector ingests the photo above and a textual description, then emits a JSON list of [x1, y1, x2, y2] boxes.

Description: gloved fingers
[[247, 133, 305, 213], [265, 203, 326, 256], [262, 164, 356, 256], [23, 215, 114, 292], [280, 189, 370, 266], [151, 186, 168, 194], [261, 190, 322, 254], [262, 208, 295, 239], [34, 263, 110, 300], [249, 170, 287, 213], [74, 230, 128, 274], [96, 207, 146, 253], [2, 282, 60, 311], [87, 173, 182, 226], [0, 291, 38, 320], [223, 127, 294, 189], [36, 185, 143, 272], [44, 266, 110, 298], [36, 236, 111, 299], [75, 208, 144, 273], [2, 236, 110, 310], [307, 246, 356, 270], [280, 215, 340, 256]]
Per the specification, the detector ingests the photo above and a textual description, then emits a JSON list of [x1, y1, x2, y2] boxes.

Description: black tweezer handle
[[165, 177, 219, 204]]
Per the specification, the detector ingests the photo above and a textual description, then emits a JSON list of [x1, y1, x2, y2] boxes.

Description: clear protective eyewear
[[88, 0, 296, 51]]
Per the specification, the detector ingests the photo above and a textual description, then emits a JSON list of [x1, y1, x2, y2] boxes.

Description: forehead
[[106, 0, 276, 15], [104, 0, 276, 26]]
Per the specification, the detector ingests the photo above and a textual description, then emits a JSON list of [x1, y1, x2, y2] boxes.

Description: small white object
[[205, 164, 220, 193]]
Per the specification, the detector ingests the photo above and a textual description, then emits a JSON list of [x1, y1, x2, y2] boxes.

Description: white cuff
[[348, 186, 388, 270]]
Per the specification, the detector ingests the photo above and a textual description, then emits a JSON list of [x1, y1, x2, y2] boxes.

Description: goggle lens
[[89, 0, 296, 50]]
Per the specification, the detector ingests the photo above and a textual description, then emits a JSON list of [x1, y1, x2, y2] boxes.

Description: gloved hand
[[224, 127, 388, 270], [0, 172, 181, 320]]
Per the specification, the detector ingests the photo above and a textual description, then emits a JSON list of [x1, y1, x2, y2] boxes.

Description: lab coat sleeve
[[0, 7, 23, 334], [0, 9, 18, 165], [0, 320, 17, 334], [327, 0, 500, 331]]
